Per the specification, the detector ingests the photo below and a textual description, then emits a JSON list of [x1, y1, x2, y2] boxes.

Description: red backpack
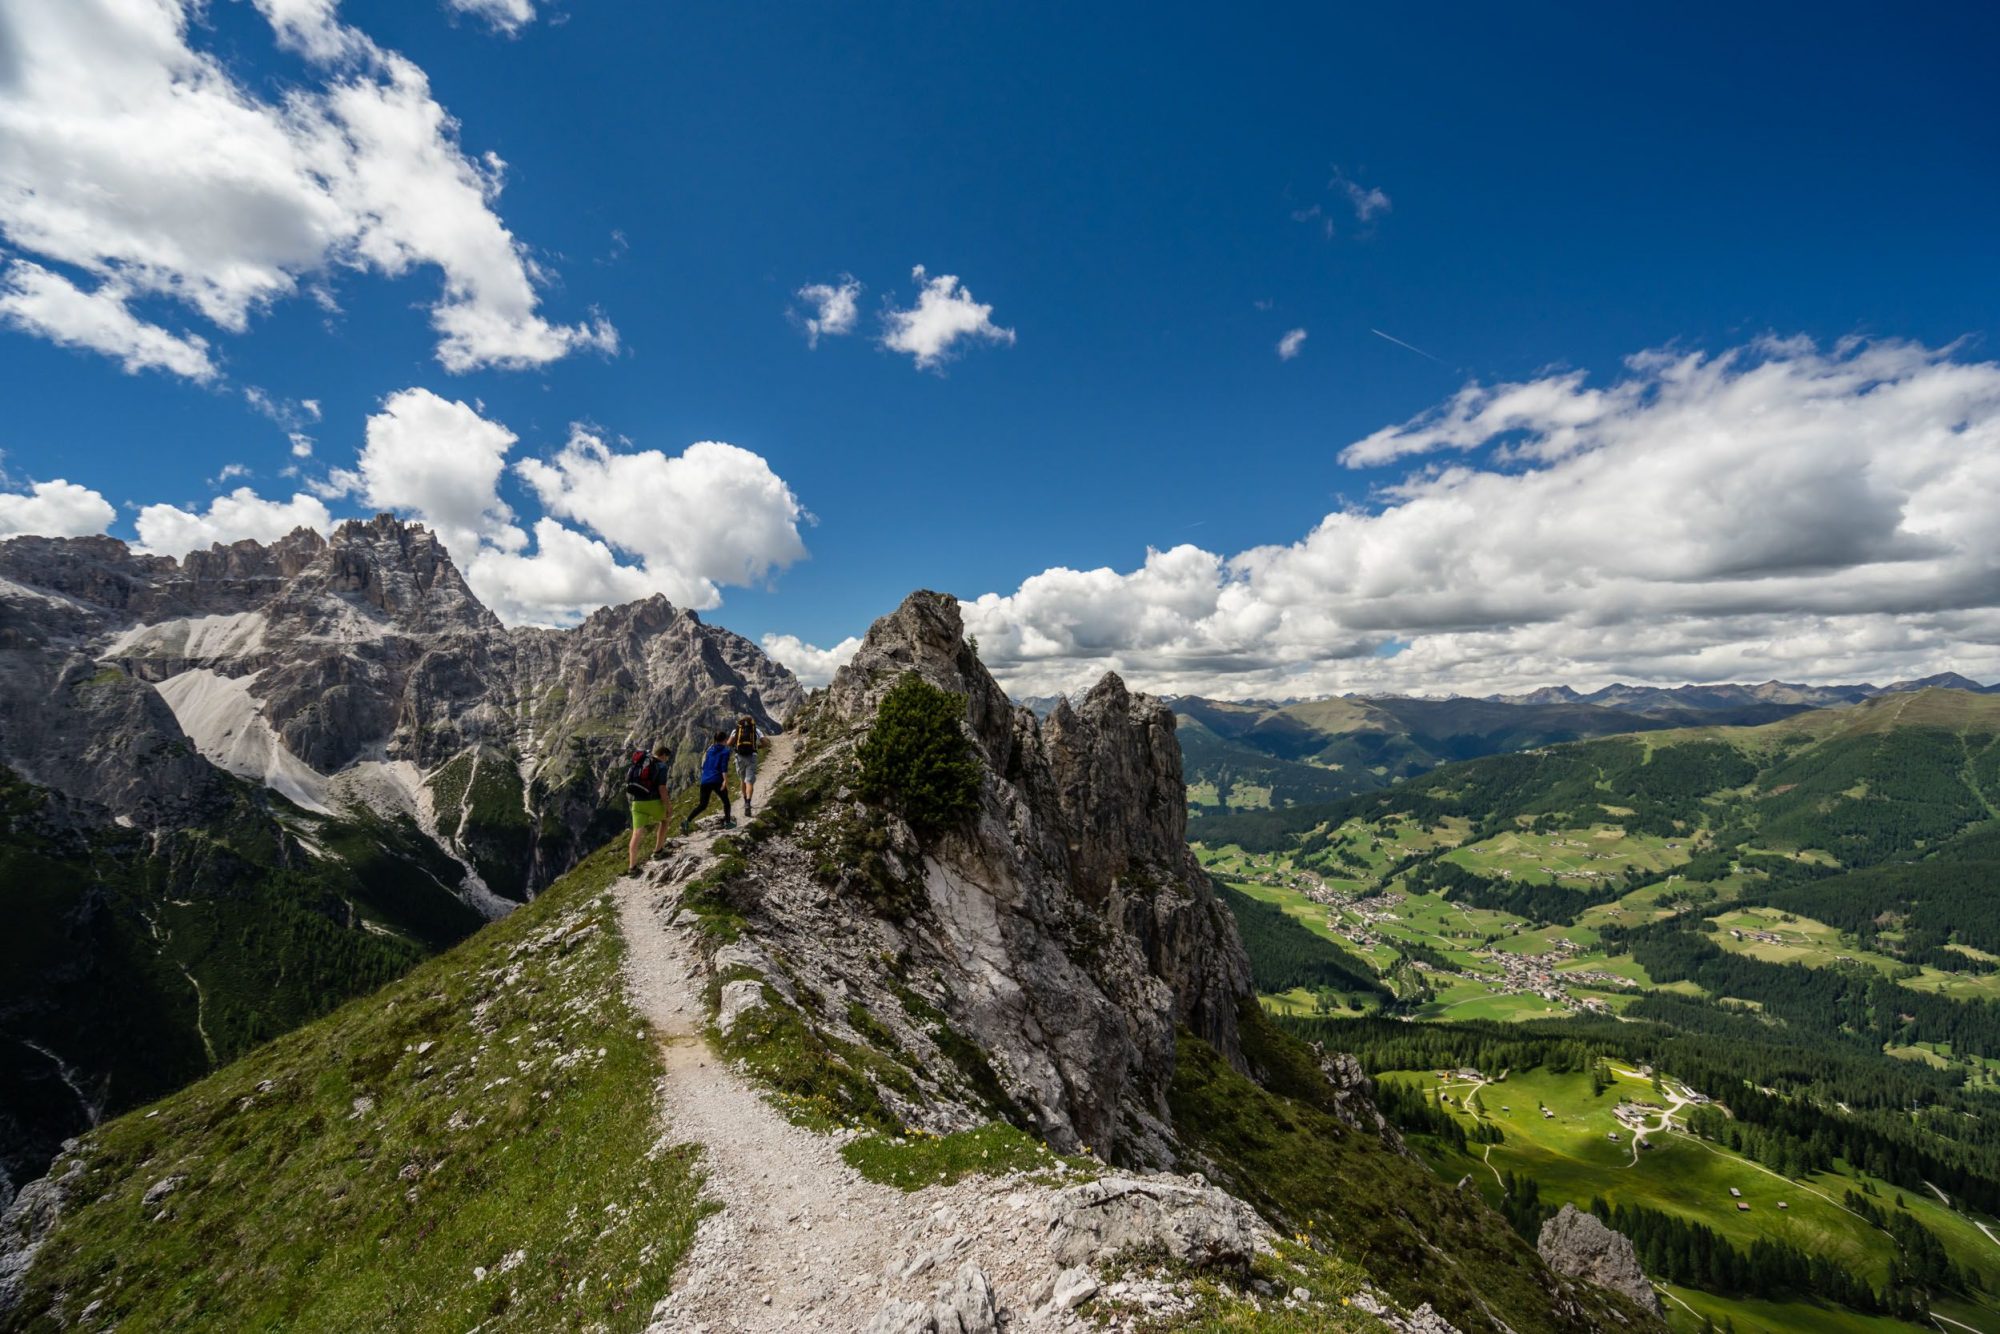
[[623, 751, 666, 799]]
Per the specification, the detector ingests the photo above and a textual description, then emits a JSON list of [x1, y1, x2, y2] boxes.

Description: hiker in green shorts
[[623, 744, 674, 871], [730, 714, 761, 817]]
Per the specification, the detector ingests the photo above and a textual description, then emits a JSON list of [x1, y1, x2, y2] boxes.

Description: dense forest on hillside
[[1215, 883, 1388, 1001]]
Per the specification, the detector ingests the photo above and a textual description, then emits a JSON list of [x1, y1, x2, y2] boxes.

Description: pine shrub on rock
[[856, 674, 982, 836]]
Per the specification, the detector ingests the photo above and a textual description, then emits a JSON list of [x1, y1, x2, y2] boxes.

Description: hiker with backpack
[[730, 714, 761, 816], [623, 744, 675, 871], [682, 729, 736, 833]]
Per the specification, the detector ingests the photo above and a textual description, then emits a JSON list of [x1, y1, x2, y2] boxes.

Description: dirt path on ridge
[[613, 733, 1087, 1332]]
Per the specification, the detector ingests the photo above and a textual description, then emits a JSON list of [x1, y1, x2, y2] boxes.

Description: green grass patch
[[713, 985, 918, 1136], [1385, 1065, 1904, 1289], [1659, 1283, 1931, 1334], [839, 1121, 1090, 1191]]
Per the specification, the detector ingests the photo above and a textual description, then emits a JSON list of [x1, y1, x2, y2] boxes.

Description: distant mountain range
[[1169, 673, 1994, 815], [1488, 672, 1995, 712]]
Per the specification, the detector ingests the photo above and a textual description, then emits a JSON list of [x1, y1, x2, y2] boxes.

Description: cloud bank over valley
[[772, 336, 2000, 697]]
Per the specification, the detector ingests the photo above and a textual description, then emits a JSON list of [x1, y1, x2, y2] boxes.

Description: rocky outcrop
[[866, 1262, 1001, 1334], [0, 1144, 82, 1319], [1044, 1175, 1264, 1270], [1310, 1043, 1403, 1146], [697, 590, 1251, 1165], [1537, 1203, 1664, 1317]]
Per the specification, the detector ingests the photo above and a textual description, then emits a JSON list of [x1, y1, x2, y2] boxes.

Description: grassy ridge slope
[[3, 838, 702, 1333], [1, 766, 485, 1194]]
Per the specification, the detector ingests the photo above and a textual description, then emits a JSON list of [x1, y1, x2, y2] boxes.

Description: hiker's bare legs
[[628, 824, 644, 871]]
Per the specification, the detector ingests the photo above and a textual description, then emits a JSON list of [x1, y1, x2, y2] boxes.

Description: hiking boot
[[721, 816, 737, 829], [680, 817, 692, 836]]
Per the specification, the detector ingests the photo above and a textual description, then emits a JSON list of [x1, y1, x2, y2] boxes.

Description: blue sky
[[3, 1, 1998, 695]]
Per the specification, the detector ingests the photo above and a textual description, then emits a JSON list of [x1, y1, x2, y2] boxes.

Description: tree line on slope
[[1604, 920, 2000, 1067], [1282, 1011, 2000, 1217], [1215, 882, 1389, 1002]]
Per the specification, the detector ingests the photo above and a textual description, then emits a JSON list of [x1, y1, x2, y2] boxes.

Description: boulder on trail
[[1537, 1203, 1664, 1317], [864, 1260, 1000, 1334], [1045, 1175, 1264, 1271], [714, 979, 769, 1035]]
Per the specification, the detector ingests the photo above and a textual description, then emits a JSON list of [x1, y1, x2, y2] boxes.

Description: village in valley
[[1203, 831, 1651, 1020]]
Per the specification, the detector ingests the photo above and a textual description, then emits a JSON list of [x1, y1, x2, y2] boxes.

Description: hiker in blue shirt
[[682, 729, 736, 833]]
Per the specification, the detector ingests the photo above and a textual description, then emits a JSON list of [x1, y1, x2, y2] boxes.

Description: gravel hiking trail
[[612, 733, 1086, 1333]]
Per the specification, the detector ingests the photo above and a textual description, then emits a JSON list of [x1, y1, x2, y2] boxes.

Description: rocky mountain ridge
[[1488, 673, 1996, 712], [0, 586, 1666, 1333], [0, 514, 801, 904], [704, 589, 1253, 1164]]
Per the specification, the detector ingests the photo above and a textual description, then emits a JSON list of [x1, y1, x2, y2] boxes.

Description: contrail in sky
[[1370, 328, 1446, 363]]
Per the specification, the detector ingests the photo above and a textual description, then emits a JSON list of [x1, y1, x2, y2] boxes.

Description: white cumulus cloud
[[793, 277, 860, 347], [880, 266, 1015, 371], [134, 487, 333, 555], [1276, 328, 1307, 361], [0, 479, 117, 538], [344, 387, 525, 560], [760, 633, 862, 688], [517, 428, 810, 609], [465, 518, 663, 625], [961, 336, 2000, 698], [444, 0, 537, 34], [0, 260, 216, 380], [0, 0, 613, 377], [315, 394, 812, 625]]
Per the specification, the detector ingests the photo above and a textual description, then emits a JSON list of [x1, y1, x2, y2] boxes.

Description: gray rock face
[[865, 1262, 999, 1334], [1310, 1043, 1403, 1146], [1537, 1203, 1664, 1318], [140, 1174, 185, 1209], [1397, 1302, 1465, 1334], [715, 980, 769, 1036], [716, 590, 1251, 1164], [0, 1149, 82, 1319], [1044, 1175, 1264, 1271], [1049, 1265, 1098, 1310], [0, 516, 801, 903]]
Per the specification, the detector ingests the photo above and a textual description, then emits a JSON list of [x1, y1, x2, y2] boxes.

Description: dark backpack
[[623, 752, 667, 800], [733, 718, 759, 753]]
